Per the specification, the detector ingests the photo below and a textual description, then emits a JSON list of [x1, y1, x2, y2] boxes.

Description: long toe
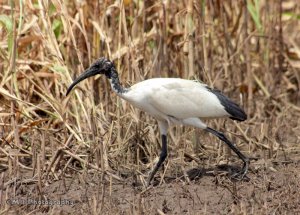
[[231, 162, 249, 181]]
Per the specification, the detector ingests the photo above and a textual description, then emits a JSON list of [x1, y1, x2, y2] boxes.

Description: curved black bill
[[66, 68, 99, 96]]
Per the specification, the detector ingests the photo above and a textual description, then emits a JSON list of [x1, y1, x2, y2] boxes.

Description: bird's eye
[[104, 61, 112, 70]]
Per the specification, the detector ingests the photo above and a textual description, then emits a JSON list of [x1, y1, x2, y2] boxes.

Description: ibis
[[66, 57, 249, 186]]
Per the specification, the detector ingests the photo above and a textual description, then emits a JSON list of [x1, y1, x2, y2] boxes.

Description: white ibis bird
[[66, 57, 249, 186]]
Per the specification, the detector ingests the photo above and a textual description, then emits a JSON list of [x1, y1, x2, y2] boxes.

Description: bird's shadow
[[159, 164, 250, 185]]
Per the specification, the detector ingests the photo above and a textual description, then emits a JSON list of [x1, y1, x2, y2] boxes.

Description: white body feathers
[[113, 78, 230, 134]]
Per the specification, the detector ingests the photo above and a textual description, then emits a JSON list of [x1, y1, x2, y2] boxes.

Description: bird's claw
[[231, 171, 248, 181], [230, 160, 249, 181]]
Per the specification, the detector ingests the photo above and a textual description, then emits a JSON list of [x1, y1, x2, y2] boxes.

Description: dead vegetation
[[0, 0, 299, 214]]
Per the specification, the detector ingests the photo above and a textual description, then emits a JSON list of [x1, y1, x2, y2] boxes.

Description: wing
[[148, 80, 228, 119]]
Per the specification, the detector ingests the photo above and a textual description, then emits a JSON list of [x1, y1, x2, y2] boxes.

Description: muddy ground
[[2, 153, 300, 214]]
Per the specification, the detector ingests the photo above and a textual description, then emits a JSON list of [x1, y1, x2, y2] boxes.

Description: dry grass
[[0, 0, 300, 214]]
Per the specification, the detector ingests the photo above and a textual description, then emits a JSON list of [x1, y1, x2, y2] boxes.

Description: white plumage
[[66, 58, 249, 186], [118, 78, 230, 138], [122, 78, 227, 120]]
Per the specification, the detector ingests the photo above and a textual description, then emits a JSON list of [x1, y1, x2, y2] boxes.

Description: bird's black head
[[66, 57, 115, 96]]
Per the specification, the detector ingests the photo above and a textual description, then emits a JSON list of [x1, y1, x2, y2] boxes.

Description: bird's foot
[[231, 171, 249, 181], [230, 159, 250, 181]]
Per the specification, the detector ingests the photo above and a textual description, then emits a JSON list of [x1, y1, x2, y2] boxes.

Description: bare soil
[[3, 153, 300, 214]]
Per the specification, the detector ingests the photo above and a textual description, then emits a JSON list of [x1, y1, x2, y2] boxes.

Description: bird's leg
[[205, 127, 249, 179], [146, 134, 168, 186]]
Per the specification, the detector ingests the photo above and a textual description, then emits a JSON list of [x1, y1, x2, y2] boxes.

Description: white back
[[121, 78, 228, 120]]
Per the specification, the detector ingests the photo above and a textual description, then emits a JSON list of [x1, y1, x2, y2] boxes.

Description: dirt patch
[[2, 157, 300, 214]]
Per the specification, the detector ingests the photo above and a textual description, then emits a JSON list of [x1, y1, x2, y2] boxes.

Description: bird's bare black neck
[[106, 67, 128, 94]]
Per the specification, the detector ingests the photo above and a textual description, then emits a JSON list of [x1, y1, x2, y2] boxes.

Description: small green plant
[[0, 15, 13, 52], [247, 0, 263, 34]]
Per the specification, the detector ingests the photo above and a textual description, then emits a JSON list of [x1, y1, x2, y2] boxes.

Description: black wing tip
[[224, 101, 247, 122], [225, 99, 247, 121], [205, 86, 247, 122], [229, 110, 247, 121], [226, 104, 247, 121]]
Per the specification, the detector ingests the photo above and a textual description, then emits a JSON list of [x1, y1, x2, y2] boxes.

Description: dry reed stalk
[[9, 2, 20, 182], [0, 172, 4, 206], [243, 0, 253, 115], [62, 148, 122, 181], [37, 154, 43, 196], [41, 131, 45, 168]]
